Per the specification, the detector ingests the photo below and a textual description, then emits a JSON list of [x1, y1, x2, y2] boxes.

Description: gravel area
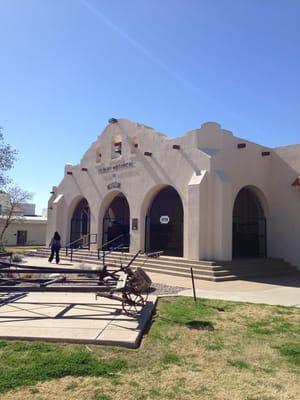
[[149, 283, 185, 296]]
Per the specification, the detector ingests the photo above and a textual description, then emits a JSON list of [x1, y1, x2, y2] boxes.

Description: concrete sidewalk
[[0, 292, 156, 348], [147, 270, 300, 307], [0, 256, 156, 347]]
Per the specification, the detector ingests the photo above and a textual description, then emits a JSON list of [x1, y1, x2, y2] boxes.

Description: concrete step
[[71, 253, 217, 267], [28, 250, 219, 270], [29, 253, 217, 276], [71, 252, 296, 274], [56, 249, 218, 266], [55, 250, 297, 274], [25, 248, 297, 282]]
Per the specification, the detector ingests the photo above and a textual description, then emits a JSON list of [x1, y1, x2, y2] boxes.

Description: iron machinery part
[[121, 290, 145, 317], [130, 267, 152, 293], [0, 249, 152, 317]]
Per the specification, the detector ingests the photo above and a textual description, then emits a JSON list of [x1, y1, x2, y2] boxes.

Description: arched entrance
[[70, 198, 90, 246], [102, 193, 130, 249], [145, 186, 183, 257], [232, 187, 267, 258]]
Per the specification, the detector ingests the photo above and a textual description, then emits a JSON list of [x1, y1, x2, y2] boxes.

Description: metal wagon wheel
[[121, 290, 145, 317]]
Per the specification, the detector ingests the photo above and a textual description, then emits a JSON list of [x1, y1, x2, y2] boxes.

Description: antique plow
[[0, 250, 152, 316]]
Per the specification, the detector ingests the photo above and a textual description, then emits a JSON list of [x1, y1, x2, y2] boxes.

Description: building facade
[[0, 217, 47, 246], [47, 119, 300, 268], [0, 195, 47, 246]]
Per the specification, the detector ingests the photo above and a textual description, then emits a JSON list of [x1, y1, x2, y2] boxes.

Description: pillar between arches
[[129, 201, 143, 254], [212, 171, 233, 261], [89, 210, 99, 252], [187, 171, 208, 261]]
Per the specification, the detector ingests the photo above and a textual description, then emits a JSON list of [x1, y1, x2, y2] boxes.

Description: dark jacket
[[50, 238, 61, 250]]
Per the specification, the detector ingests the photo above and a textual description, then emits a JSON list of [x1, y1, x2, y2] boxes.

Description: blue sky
[[0, 0, 299, 214]]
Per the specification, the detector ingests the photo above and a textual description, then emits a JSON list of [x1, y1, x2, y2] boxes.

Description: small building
[[0, 194, 47, 246], [47, 119, 300, 269]]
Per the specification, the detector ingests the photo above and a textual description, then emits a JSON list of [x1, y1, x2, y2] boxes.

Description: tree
[[0, 128, 33, 248], [0, 185, 33, 246], [0, 127, 17, 188]]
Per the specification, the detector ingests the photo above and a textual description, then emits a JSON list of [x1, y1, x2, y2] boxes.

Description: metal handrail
[[99, 234, 126, 250], [65, 233, 129, 262], [65, 237, 85, 256], [66, 237, 82, 247], [99, 243, 127, 267], [97, 233, 129, 263], [65, 234, 93, 261]]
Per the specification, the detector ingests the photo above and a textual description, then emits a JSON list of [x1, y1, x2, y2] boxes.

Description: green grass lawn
[[4, 245, 44, 254], [0, 297, 299, 400]]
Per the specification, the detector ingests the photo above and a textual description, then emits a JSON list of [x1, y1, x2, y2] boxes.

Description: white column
[[212, 171, 233, 261], [187, 171, 208, 260], [130, 202, 142, 254], [89, 207, 98, 252]]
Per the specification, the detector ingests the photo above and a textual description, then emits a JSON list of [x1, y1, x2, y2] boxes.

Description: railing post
[[190, 267, 197, 303], [71, 248, 73, 262]]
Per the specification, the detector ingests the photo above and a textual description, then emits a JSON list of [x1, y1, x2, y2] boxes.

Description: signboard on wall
[[98, 161, 136, 175], [107, 182, 121, 190], [160, 216, 170, 224], [90, 234, 98, 244], [132, 218, 138, 230]]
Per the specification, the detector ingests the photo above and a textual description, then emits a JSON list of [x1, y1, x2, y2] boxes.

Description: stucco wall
[[204, 128, 272, 261], [47, 119, 211, 258], [47, 118, 300, 267], [268, 146, 300, 268]]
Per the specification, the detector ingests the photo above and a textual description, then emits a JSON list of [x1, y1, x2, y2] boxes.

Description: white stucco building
[[0, 195, 47, 246], [47, 119, 300, 269]]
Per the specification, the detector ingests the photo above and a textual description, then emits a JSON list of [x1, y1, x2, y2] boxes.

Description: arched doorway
[[102, 193, 130, 249], [70, 198, 90, 246], [232, 187, 267, 258], [145, 186, 183, 257]]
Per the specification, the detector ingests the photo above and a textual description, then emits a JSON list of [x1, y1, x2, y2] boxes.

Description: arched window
[[232, 187, 267, 258], [96, 147, 102, 163], [111, 133, 122, 159], [131, 136, 139, 154], [102, 193, 130, 250], [70, 198, 90, 247], [145, 186, 183, 257]]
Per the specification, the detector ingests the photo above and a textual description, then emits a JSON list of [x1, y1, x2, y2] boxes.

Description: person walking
[[48, 231, 61, 264]]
